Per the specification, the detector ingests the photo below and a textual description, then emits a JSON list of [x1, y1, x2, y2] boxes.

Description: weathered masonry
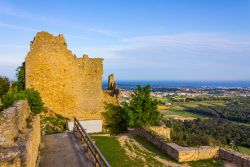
[[0, 101, 40, 167], [25, 32, 113, 120]]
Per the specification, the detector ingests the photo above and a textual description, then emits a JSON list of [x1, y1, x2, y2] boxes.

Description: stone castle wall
[[25, 32, 105, 120], [0, 101, 40, 167]]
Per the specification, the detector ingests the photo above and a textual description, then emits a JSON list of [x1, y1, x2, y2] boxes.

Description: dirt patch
[[118, 134, 189, 167]]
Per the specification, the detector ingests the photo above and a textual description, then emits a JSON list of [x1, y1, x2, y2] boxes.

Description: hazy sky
[[0, 0, 250, 81]]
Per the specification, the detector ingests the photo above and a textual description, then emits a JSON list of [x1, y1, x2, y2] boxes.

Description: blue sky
[[0, 0, 250, 81]]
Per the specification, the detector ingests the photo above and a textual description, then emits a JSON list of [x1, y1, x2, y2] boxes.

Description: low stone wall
[[0, 100, 41, 167], [148, 126, 171, 140], [178, 146, 219, 162], [133, 127, 219, 162], [219, 148, 250, 167]]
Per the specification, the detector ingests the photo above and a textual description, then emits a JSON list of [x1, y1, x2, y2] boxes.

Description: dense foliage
[[2, 89, 44, 114], [186, 97, 250, 123], [103, 104, 128, 134], [15, 63, 25, 91], [0, 76, 10, 98], [125, 85, 160, 127], [164, 118, 250, 148], [103, 85, 160, 134]]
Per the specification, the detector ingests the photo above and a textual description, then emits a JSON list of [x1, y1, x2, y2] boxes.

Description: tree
[[102, 85, 160, 134], [125, 85, 160, 127], [16, 62, 25, 91], [0, 76, 9, 98]]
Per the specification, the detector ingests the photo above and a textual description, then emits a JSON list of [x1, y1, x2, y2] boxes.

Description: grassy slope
[[188, 159, 224, 167], [91, 136, 142, 167], [92, 135, 225, 167], [132, 136, 176, 162]]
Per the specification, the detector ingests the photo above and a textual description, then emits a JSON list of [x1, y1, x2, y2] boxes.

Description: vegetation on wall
[[40, 112, 69, 135], [1, 63, 44, 114], [103, 85, 160, 134], [2, 89, 44, 114]]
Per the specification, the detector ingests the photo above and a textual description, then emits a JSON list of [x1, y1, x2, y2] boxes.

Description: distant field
[[158, 99, 225, 120]]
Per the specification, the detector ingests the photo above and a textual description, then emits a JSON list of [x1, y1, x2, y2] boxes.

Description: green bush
[[0, 76, 10, 98], [2, 89, 44, 114], [2, 91, 26, 108], [102, 85, 160, 134], [16, 63, 25, 91], [25, 89, 44, 114], [102, 103, 128, 134]]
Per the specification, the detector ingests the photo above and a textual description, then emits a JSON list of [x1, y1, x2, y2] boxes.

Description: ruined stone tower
[[25, 32, 105, 120], [108, 73, 116, 90]]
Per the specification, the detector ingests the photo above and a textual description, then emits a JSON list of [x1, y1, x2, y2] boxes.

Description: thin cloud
[[90, 28, 121, 37], [0, 23, 38, 32]]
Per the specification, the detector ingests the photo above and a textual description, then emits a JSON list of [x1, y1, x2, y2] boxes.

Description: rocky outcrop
[[0, 100, 41, 167]]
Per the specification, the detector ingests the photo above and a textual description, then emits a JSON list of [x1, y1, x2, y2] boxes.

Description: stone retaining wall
[[0, 100, 41, 167], [219, 148, 250, 167], [133, 127, 219, 162]]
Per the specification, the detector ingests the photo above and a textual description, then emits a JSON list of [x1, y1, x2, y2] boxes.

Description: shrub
[[102, 85, 160, 134], [40, 112, 69, 135], [2, 89, 44, 114], [2, 91, 26, 109], [0, 76, 10, 98], [16, 63, 25, 91], [102, 103, 128, 134], [24, 89, 44, 114]]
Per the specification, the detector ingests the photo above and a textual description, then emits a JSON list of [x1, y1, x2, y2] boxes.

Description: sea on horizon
[[102, 80, 250, 89]]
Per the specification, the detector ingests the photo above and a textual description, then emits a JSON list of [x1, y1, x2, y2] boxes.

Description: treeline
[[164, 118, 250, 148], [186, 98, 250, 123]]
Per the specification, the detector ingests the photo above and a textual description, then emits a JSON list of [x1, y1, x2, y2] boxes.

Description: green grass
[[188, 158, 224, 167], [91, 136, 143, 167], [91, 135, 179, 167], [155, 98, 173, 103], [238, 146, 250, 155], [133, 136, 176, 162]]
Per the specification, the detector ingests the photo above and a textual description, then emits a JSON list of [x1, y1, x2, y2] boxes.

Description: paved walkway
[[39, 132, 93, 167]]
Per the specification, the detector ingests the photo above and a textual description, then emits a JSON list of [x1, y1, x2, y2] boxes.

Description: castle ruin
[[25, 31, 115, 120]]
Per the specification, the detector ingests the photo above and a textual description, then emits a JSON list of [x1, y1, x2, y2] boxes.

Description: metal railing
[[73, 118, 110, 167]]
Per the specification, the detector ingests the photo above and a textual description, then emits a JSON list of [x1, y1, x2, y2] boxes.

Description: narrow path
[[39, 132, 93, 167]]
